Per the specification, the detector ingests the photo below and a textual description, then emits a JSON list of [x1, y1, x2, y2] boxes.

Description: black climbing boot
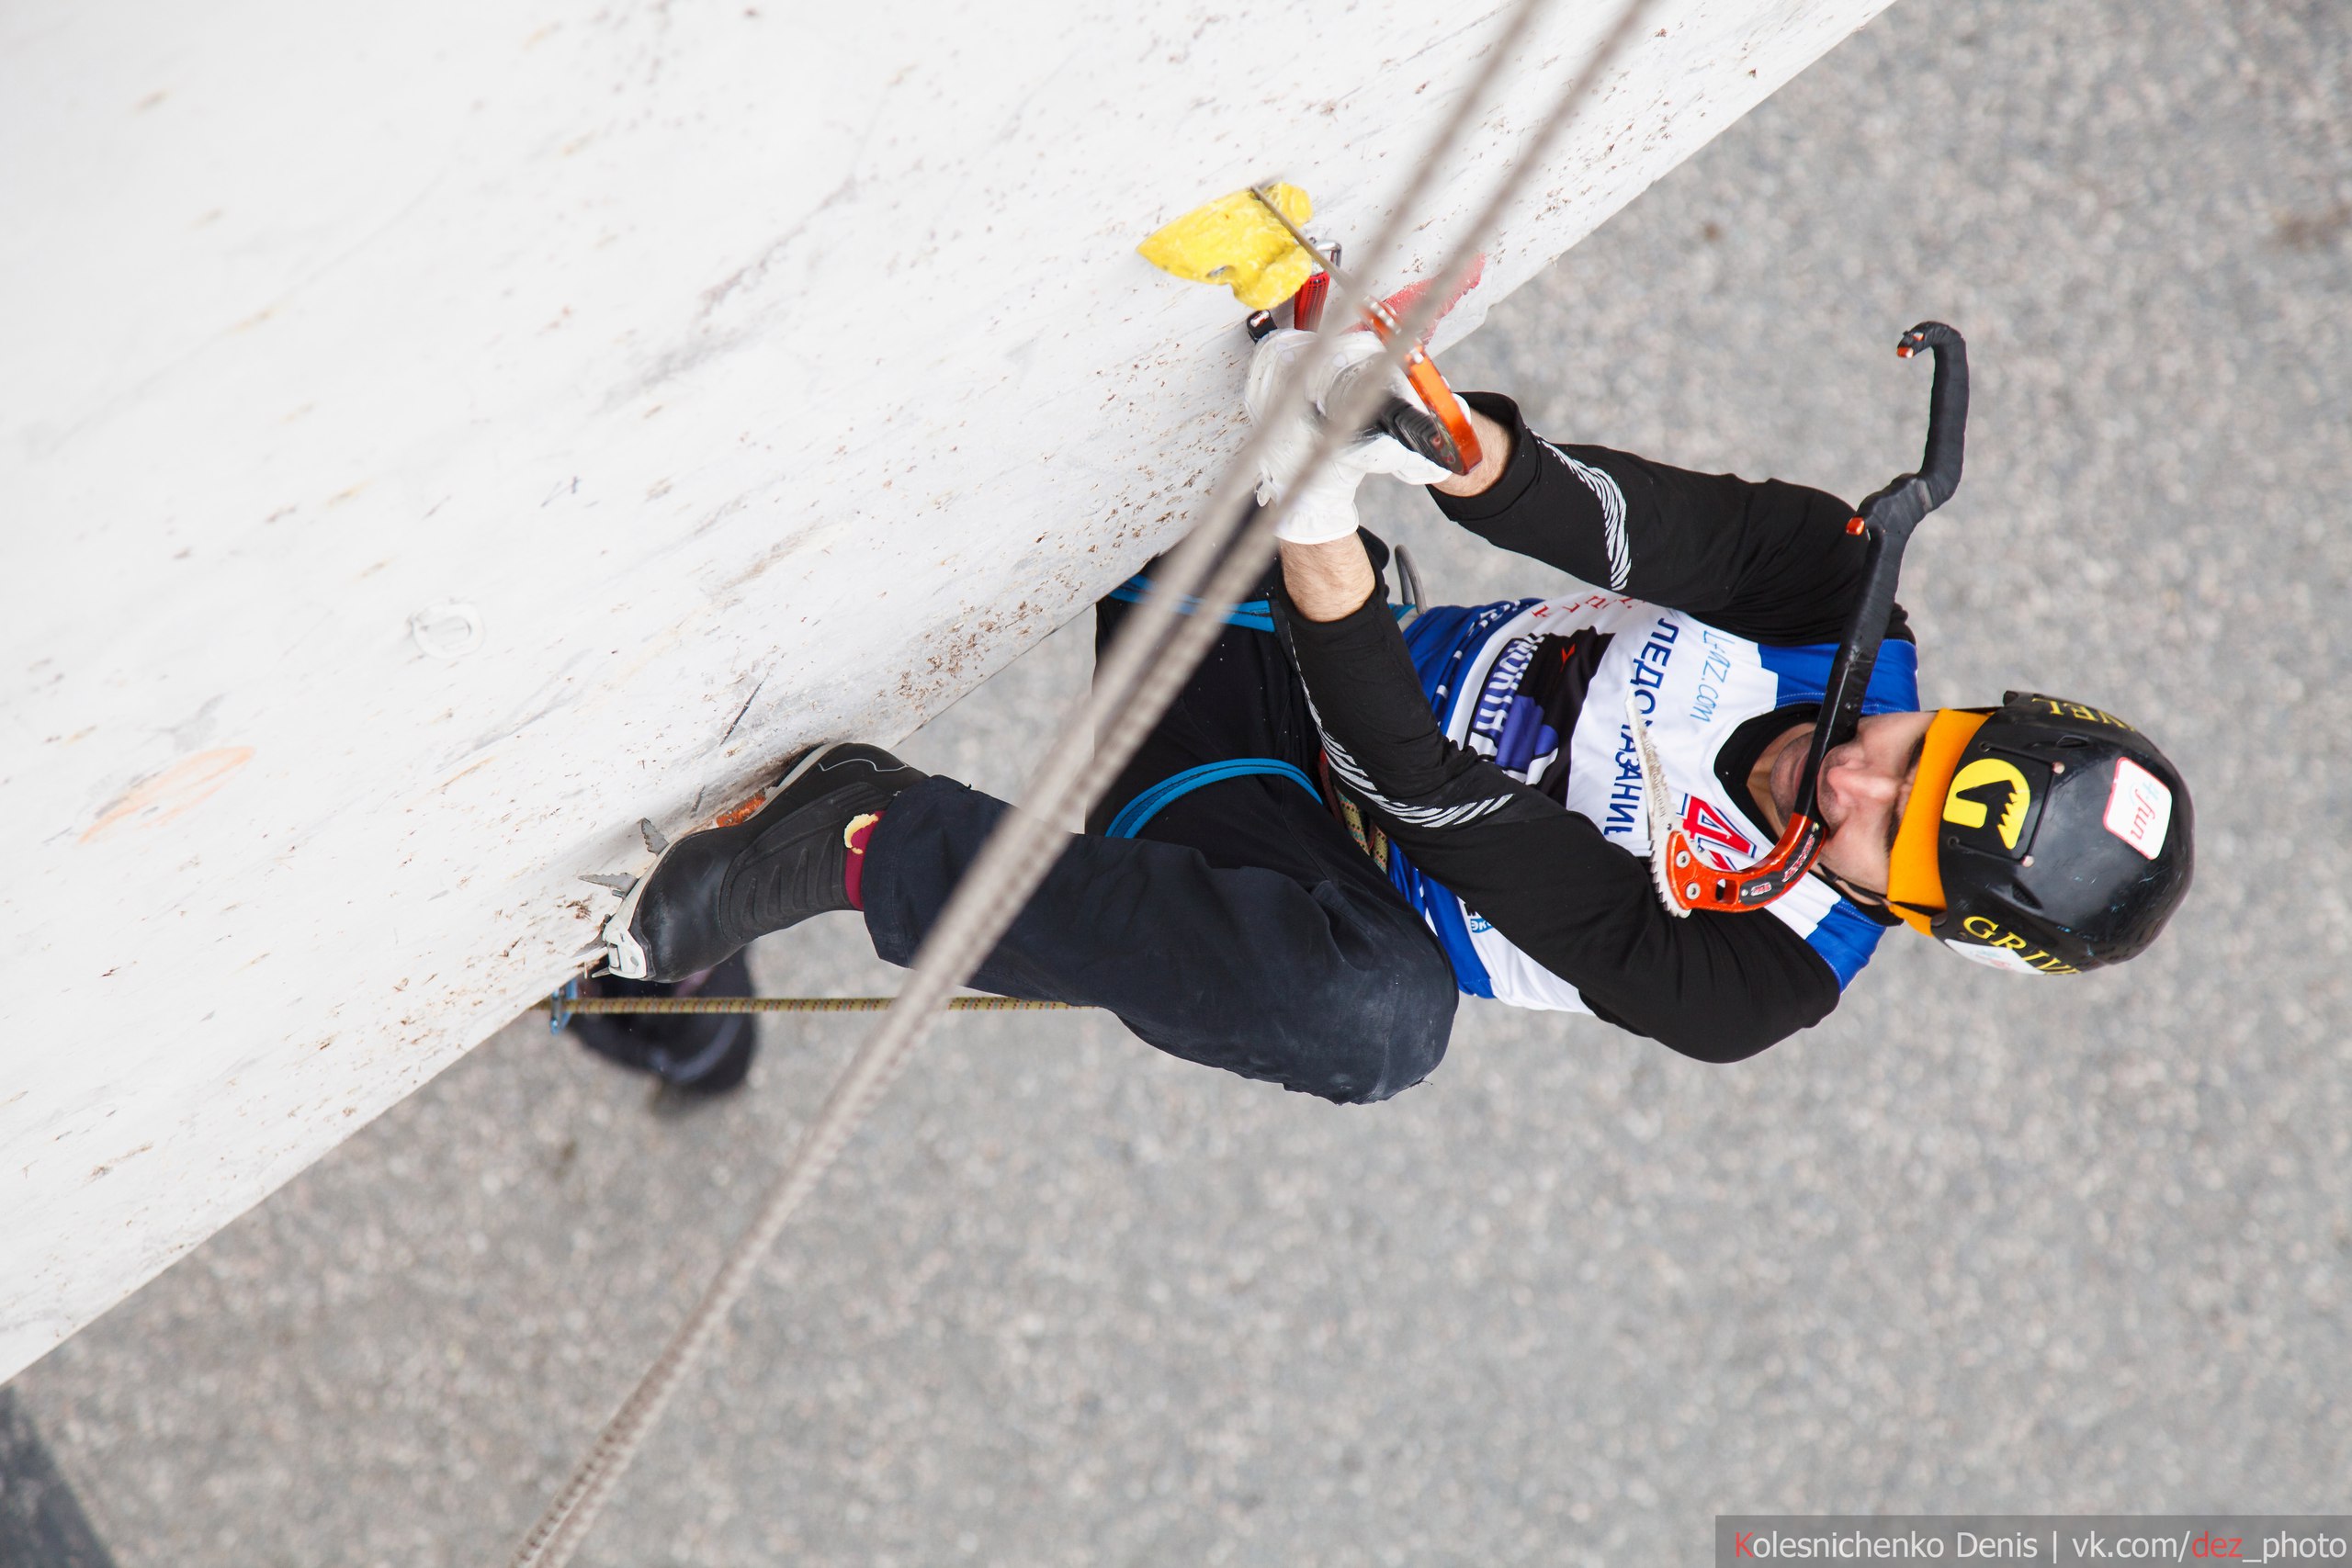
[[567, 950, 758, 1094], [602, 742, 924, 982]]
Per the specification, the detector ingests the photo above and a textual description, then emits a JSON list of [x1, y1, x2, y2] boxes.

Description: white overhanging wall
[[0, 0, 1894, 1381]]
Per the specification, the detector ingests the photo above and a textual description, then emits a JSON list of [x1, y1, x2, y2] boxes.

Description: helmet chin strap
[[1815, 864, 1889, 908]]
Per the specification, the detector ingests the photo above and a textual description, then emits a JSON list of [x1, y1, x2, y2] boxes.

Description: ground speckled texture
[[8, 0, 2348, 1562]]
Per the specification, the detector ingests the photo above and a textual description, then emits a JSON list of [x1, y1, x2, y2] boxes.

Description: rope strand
[[542, 996, 1076, 1014]]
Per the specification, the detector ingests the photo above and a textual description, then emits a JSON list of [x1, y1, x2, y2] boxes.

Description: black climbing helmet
[[1885, 693, 2194, 974]]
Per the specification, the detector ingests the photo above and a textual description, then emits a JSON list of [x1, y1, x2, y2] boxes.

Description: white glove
[[1243, 328, 1451, 544]]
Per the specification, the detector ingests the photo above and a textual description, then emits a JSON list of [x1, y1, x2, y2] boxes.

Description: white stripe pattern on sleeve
[[1539, 438, 1631, 591], [1304, 687, 1520, 829]]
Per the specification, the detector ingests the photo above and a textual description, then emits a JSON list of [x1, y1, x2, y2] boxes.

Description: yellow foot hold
[[1137, 183, 1317, 310]]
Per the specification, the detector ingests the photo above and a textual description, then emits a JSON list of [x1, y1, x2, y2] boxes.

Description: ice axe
[[1240, 185, 1484, 476], [1642, 321, 1970, 916]]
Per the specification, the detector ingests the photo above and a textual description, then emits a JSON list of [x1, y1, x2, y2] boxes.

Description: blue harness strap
[[1098, 571, 1407, 840], [1103, 758, 1323, 840], [1105, 572, 1417, 635], [1105, 577, 1280, 633]]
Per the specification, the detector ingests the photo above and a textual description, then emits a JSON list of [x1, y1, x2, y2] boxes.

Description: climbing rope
[[506, 4, 1653, 1561], [541, 995, 1076, 1015]]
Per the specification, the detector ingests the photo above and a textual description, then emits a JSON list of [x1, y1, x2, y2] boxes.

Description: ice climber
[[586, 329, 2195, 1102]]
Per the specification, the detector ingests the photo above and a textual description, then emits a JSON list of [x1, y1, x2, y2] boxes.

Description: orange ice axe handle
[[1665, 321, 1969, 913], [1366, 307, 1482, 476]]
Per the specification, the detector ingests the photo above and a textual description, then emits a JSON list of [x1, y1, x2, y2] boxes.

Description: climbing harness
[[1099, 553, 1428, 840], [510, 3, 1657, 1562], [1102, 758, 1322, 840]]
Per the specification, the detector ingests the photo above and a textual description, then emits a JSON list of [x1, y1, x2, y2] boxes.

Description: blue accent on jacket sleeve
[[1804, 898, 1888, 987]]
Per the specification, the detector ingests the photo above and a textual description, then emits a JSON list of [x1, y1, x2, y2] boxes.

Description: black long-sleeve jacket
[[1276, 394, 1916, 1062]]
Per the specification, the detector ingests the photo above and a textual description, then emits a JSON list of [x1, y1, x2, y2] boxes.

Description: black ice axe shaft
[[1668, 321, 1969, 911], [1792, 322, 1970, 818]]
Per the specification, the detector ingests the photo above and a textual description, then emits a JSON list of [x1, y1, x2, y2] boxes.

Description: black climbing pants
[[859, 541, 1458, 1105]]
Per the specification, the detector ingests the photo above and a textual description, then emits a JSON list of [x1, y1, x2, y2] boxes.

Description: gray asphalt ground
[[9, 0, 2348, 1562]]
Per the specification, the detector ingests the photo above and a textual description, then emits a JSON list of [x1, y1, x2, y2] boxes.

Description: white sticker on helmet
[[1944, 938, 2044, 974], [2102, 757, 2172, 860]]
